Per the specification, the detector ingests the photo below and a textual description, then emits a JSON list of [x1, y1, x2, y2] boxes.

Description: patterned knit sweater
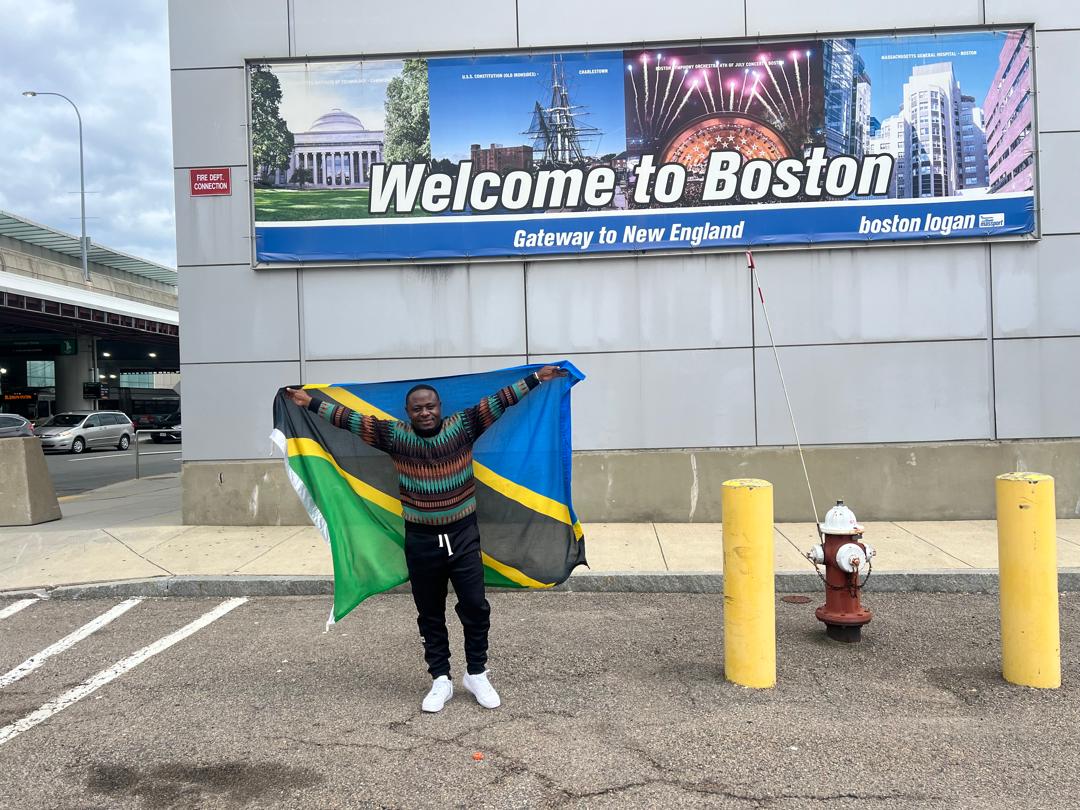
[[309, 375, 540, 531]]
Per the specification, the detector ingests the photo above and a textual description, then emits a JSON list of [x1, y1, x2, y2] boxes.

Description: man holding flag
[[283, 365, 568, 713]]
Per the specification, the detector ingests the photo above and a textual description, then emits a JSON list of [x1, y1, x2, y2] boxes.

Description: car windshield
[[45, 414, 86, 427], [161, 412, 181, 426]]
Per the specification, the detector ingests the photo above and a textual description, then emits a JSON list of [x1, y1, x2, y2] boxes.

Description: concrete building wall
[[169, 0, 1080, 523]]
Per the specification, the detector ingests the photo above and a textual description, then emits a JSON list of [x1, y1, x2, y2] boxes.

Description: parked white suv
[[35, 411, 135, 454]]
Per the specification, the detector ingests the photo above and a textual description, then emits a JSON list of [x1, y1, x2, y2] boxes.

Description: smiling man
[[283, 365, 566, 713]]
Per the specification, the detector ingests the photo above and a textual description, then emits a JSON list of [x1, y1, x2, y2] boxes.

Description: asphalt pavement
[[44, 437, 182, 497], [0, 591, 1076, 809]]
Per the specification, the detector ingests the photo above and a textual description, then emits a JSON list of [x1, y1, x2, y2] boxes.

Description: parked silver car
[[35, 411, 135, 454], [0, 414, 35, 439]]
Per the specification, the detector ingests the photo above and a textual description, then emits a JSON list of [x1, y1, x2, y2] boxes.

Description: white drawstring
[[436, 533, 453, 556]]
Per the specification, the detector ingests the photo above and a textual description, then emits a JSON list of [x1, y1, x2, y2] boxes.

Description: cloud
[[0, 0, 176, 270]]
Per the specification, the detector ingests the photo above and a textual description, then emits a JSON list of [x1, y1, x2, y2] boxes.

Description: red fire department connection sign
[[189, 168, 232, 196]]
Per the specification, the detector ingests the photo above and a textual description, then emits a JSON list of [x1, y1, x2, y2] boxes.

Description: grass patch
[[254, 188, 426, 222]]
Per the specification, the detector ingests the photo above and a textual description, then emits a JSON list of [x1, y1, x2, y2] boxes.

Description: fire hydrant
[[807, 500, 876, 643]]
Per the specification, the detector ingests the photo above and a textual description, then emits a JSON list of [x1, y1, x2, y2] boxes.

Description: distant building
[[823, 39, 871, 158], [902, 63, 964, 197], [867, 113, 912, 197], [983, 29, 1034, 193], [470, 143, 534, 172], [959, 95, 989, 190], [267, 109, 384, 188]]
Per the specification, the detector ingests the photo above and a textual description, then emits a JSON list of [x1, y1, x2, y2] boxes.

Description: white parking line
[[0, 597, 247, 748], [0, 599, 143, 690], [0, 599, 38, 620]]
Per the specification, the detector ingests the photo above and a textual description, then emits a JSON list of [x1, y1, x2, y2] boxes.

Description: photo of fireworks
[[624, 43, 825, 180]]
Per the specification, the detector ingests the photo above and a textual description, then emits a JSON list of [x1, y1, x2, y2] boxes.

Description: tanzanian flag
[[271, 362, 587, 624]]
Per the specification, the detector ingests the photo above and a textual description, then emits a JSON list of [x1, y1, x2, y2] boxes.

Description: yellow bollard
[[722, 478, 776, 688], [996, 472, 1060, 689]]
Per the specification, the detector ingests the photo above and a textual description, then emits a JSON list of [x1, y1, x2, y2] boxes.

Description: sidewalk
[[2, 473, 1079, 594]]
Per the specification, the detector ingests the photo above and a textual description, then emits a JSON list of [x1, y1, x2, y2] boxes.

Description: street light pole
[[22, 91, 89, 282]]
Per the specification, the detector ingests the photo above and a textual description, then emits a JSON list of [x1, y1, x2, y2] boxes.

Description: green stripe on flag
[[290, 452, 530, 619], [289, 453, 407, 622]]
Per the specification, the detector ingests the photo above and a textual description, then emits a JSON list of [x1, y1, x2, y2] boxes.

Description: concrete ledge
[[181, 438, 1080, 525], [8, 568, 1080, 600]]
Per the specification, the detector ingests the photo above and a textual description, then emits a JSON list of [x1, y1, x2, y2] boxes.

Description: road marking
[[0, 599, 38, 620], [0, 597, 247, 748], [62, 451, 181, 464], [0, 599, 143, 690]]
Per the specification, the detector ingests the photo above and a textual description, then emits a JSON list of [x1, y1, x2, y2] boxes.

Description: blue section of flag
[[256, 195, 1035, 263], [331, 362, 585, 506]]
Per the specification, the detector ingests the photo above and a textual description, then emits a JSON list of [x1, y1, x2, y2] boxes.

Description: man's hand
[[284, 387, 312, 409], [536, 365, 568, 383]]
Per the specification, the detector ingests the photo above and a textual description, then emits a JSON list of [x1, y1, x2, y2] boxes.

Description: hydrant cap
[[820, 500, 863, 535]]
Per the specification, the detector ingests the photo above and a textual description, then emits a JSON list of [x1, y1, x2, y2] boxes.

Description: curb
[[6, 569, 1080, 600]]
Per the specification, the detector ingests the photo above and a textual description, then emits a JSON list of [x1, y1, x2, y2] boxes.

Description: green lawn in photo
[[254, 188, 425, 222]]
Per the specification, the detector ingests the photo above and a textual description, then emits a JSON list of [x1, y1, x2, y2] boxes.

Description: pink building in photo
[[983, 29, 1034, 193]]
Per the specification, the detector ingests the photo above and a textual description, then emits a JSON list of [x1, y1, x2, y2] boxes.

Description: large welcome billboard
[[248, 27, 1036, 264]]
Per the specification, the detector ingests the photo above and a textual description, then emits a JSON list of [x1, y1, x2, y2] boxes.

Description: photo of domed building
[[267, 109, 384, 188]]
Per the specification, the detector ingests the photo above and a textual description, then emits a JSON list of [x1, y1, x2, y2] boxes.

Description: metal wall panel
[[179, 265, 299, 364], [301, 263, 527, 360], [530, 349, 757, 451], [1031, 31, 1080, 132], [170, 68, 249, 169], [995, 337, 1080, 438], [1037, 133, 1080, 235], [755, 340, 993, 445], [526, 253, 751, 355], [290, 0, 518, 55], [173, 168, 253, 268], [168, 0, 290, 69], [305, 355, 528, 387], [985, 0, 1080, 29], [750, 244, 990, 345], [516, 0, 746, 47], [181, 360, 300, 460], [746, 0, 982, 37], [992, 236, 1080, 338]]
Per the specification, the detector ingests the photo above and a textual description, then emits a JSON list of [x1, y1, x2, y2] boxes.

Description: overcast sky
[[0, 0, 175, 268]]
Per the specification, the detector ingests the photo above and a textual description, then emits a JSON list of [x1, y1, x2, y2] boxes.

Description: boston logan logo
[[979, 213, 1006, 228]]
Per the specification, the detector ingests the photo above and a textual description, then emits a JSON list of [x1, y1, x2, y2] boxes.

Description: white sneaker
[[462, 671, 501, 709], [422, 676, 453, 712]]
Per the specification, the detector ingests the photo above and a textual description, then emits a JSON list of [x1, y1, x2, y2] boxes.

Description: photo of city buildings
[[823, 30, 1032, 199]]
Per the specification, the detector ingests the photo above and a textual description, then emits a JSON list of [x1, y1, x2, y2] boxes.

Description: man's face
[[406, 389, 442, 431]]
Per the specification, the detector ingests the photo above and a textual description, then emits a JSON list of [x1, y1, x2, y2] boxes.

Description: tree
[[289, 168, 314, 189], [383, 59, 430, 164], [250, 65, 295, 183], [430, 157, 456, 174]]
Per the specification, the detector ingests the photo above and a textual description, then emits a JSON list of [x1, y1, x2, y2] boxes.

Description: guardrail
[[133, 429, 180, 479]]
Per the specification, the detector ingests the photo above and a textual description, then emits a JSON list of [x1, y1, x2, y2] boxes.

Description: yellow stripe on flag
[[317, 386, 395, 419], [473, 462, 584, 540], [286, 437, 402, 516], [482, 552, 555, 589]]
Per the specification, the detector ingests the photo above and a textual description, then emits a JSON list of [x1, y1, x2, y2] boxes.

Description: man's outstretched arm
[[461, 365, 567, 441], [283, 387, 395, 453]]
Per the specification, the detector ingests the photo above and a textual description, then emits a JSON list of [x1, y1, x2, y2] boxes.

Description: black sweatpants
[[404, 520, 490, 679]]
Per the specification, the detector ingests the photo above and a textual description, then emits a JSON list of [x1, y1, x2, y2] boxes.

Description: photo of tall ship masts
[[524, 56, 603, 169]]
